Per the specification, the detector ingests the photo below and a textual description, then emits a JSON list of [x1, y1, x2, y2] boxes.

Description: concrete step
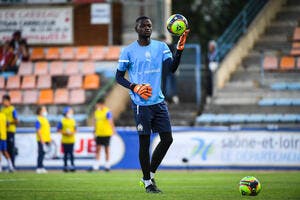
[[203, 104, 300, 114], [275, 10, 300, 21]]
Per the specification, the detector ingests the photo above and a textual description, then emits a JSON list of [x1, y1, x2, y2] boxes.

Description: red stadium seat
[[49, 62, 64, 76], [37, 75, 51, 89], [0, 90, 6, 101], [65, 62, 79, 75], [263, 56, 278, 70], [61, 47, 75, 60], [23, 90, 38, 104], [293, 27, 300, 41], [34, 62, 48, 75], [104, 46, 121, 60], [9, 90, 22, 104], [67, 75, 83, 89], [21, 75, 36, 89], [91, 46, 105, 60], [82, 62, 95, 75], [54, 89, 69, 104], [70, 89, 85, 104], [18, 62, 33, 76], [6, 76, 21, 89], [0, 76, 5, 89]]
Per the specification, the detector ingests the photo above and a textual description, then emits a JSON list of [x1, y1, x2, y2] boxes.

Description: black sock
[[64, 153, 68, 167], [150, 132, 173, 173], [139, 134, 151, 180]]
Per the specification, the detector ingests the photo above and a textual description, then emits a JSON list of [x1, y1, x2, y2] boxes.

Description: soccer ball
[[166, 14, 188, 36], [239, 176, 262, 196]]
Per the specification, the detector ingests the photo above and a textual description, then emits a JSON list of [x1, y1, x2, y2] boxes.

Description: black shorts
[[95, 136, 111, 146], [132, 101, 172, 135]]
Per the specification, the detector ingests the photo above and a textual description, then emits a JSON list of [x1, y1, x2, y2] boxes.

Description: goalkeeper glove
[[131, 83, 152, 100], [177, 29, 190, 50]]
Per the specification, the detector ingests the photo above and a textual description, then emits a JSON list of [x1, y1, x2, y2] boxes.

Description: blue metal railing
[[216, 0, 268, 61]]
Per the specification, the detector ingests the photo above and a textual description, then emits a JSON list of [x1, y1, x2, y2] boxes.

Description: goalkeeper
[[116, 16, 188, 193]]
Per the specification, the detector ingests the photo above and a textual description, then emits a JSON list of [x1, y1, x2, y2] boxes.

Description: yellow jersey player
[[93, 99, 116, 171], [57, 107, 76, 172], [0, 111, 14, 172], [35, 106, 51, 174], [1, 94, 18, 168]]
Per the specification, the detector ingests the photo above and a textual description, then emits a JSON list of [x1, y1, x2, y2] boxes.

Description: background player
[[57, 107, 76, 172], [92, 99, 116, 171], [1, 94, 18, 168], [0, 111, 14, 172], [35, 106, 51, 174], [115, 16, 188, 193]]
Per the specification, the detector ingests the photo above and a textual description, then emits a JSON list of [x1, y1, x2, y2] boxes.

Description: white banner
[[0, 7, 73, 44], [90, 3, 111, 24], [7, 133, 125, 167], [152, 131, 300, 167]]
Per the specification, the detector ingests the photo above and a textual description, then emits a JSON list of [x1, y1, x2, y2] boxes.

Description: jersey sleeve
[[162, 42, 173, 61], [117, 48, 130, 71], [57, 121, 62, 130], [12, 109, 18, 119], [106, 111, 113, 120], [35, 121, 41, 130]]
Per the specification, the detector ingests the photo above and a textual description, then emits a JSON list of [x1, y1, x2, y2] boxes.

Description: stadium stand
[[196, 0, 300, 128], [0, 45, 120, 126]]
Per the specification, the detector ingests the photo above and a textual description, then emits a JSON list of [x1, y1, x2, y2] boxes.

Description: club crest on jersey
[[145, 51, 151, 62], [137, 123, 143, 131]]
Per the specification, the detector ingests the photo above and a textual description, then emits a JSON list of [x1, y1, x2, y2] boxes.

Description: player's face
[[2, 99, 10, 107], [136, 19, 152, 38]]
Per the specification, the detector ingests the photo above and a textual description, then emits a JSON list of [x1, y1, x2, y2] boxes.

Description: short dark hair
[[97, 98, 105, 104], [135, 16, 151, 24], [135, 16, 151, 32], [2, 94, 10, 101], [36, 106, 43, 115]]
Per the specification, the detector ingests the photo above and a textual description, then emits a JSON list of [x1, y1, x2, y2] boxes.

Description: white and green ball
[[239, 176, 262, 196], [166, 14, 188, 36]]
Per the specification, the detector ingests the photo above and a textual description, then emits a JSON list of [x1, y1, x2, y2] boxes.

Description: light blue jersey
[[118, 40, 172, 106]]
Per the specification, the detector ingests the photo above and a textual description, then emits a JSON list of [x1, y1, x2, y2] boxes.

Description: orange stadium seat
[[54, 89, 69, 104], [23, 90, 38, 104], [37, 75, 51, 89], [21, 75, 36, 89], [49, 62, 64, 76], [38, 89, 53, 104], [76, 46, 90, 60], [46, 47, 60, 60], [280, 56, 295, 70], [65, 62, 79, 75], [83, 74, 100, 89], [69, 89, 85, 104], [263, 56, 278, 70], [67, 75, 82, 89], [104, 46, 121, 60], [0, 76, 5, 89], [82, 62, 95, 75], [91, 46, 105, 60], [61, 47, 75, 60], [6, 76, 20, 89], [30, 48, 45, 60], [9, 90, 22, 104], [293, 27, 300, 41], [18, 62, 33, 75], [34, 62, 48, 75]]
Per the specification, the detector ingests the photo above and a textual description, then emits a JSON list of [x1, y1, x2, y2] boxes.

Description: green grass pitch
[[0, 171, 299, 200]]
